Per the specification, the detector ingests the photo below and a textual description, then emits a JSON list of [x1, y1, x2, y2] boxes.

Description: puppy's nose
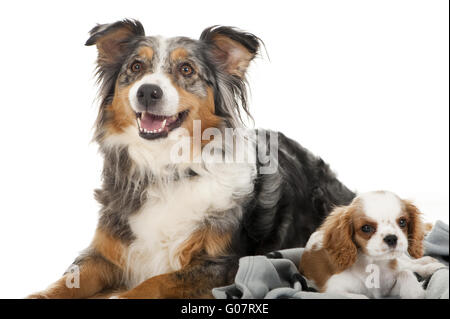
[[137, 84, 163, 107], [383, 234, 398, 247]]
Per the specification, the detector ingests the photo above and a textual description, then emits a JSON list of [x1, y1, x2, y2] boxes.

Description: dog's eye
[[398, 218, 407, 228], [361, 225, 374, 233], [179, 63, 194, 77], [131, 61, 143, 73]]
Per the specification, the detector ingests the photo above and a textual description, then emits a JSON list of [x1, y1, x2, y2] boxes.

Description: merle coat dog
[[29, 19, 354, 298]]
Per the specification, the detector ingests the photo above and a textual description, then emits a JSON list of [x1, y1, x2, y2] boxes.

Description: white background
[[0, 0, 448, 298]]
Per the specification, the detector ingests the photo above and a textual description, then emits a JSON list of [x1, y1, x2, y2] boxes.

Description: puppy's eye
[[131, 61, 143, 73], [398, 218, 407, 228], [361, 225, 374, 233], [179, 63, 194, 77]]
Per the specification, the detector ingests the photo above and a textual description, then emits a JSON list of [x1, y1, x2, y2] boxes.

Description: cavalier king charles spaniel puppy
[[299, 191, 445, 299]]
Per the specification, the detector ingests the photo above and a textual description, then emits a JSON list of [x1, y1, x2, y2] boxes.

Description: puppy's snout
[[137, 84, 163, 107], [383, 234, 398, 247]]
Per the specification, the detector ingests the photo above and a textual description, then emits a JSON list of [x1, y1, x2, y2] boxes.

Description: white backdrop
[[0, 0, 448, 298]]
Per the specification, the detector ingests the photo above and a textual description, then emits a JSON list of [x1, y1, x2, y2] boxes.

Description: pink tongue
[[141, 113, 166, 131]]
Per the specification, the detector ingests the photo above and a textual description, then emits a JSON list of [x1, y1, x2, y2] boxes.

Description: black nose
[[383, 235, 398, 247], [137, 84, 163, 107]]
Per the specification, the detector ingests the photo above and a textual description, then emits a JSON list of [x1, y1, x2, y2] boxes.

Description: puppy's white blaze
[[360, 191, 402, 221], [360, 191, 408, 259]]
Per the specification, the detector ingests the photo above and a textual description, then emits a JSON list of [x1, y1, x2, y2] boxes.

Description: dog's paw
[[109, 295, 127, 299], [416, 256, 439, 265], [342, 292, 370, 299], [400, 285, 426, 299], [396, 271, 426, 299], [26, 293, 49, 299], [420, 262, 446, 277]]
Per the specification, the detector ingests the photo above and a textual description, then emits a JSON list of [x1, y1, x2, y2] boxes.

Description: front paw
[[416, 256, 439, 265], [420, 262, 446, 277], [342, 293, 370, 299], [396, 271, 426, 299], [26, 292, 50, 299], [400, 285, 425, 299], [113, 290, 162, 299]]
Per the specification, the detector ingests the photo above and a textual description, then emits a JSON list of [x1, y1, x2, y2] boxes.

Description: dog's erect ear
[[85, 19, 145, 65], [403, 200, 425, 258], [322, 206, 358, 271], [200, 26, 260, 78]]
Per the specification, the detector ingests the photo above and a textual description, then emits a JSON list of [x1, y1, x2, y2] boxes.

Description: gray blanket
[[213, 220, 449, 299]]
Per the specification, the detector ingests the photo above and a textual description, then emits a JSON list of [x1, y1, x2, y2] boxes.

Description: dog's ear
[[200, 26, 260, 78], [85, 19, 145, 65], [322, 206, 358, 271], [403, 200, 425, 258]]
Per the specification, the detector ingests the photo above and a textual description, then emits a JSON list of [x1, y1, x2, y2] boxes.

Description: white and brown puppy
[[299, 191, 445, 299]]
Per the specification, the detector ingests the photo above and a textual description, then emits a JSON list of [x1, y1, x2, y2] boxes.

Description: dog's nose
[[383, 234, 398, 247], [137, 84, 163, 107]]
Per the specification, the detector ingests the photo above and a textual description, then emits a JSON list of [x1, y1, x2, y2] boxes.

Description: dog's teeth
[[162, 119, 167, 129]]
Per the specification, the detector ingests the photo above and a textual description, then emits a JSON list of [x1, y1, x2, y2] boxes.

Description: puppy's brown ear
[[85, 19, 145, 65], [403, 200, 425, 258], [200, 26, 261, 78], [322, 206, 357, 271]]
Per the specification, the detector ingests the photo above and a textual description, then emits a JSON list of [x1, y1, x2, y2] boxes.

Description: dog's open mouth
[[136, 110, 189, 140]]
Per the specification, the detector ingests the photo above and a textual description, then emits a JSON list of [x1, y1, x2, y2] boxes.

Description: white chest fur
[[352, 258, 398, 298], [104, 127, 257, 288], [125, 162, 255, 288]]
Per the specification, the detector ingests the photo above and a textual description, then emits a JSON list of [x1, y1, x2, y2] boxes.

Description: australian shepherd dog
[[29, 19, 355, 298]]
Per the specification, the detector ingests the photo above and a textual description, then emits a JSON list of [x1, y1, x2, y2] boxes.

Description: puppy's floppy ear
[[200, 26, 261, 78], [322, 206, 357, 271], [85, 19, 145, 65], [403, 200, 425, 258]]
